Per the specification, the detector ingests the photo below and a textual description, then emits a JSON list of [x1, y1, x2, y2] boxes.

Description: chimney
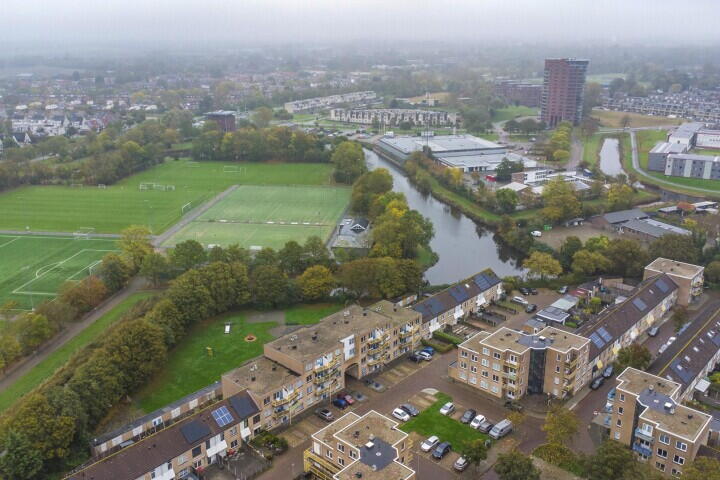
[[664, 402, 674, 414]]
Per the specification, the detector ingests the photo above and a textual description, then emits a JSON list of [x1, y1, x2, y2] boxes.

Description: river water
[[598, 138, 624, 177], [364, 149, 525, 285]]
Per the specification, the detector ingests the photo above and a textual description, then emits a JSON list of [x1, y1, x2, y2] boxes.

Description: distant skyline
[[1, 0, 720, 53]]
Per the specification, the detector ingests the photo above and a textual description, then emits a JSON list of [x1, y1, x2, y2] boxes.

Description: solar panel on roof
[[180, 420, 211, 444], [589, 332, 605, 349], [427, 297, 445, 316], [474, 275, 491, 291], [670, 360, 694, 384], [449, 285, 469, 303], [212, 406, 234, 427], [229, 395, 259, 419], [632, 298, 647, 312], [597, 327, 612, 343], [655, 278, 670, 293]]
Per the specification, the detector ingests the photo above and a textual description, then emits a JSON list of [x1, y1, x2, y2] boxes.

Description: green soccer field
[[0, 160, 334, 234], [163, 184, 351, 249], [0, 234, 119, 310]]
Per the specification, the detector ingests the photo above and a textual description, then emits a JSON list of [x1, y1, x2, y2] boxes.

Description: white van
[[489, 419, 513, 439]]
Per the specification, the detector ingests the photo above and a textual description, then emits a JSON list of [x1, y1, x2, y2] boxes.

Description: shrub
[[421, 338, 454, 353], [433, 331, 464, 345]]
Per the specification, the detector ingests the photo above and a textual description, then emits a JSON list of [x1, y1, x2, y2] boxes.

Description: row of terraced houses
[[68, 260, 719, 480]]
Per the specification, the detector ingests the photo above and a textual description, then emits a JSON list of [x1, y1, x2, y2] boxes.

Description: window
[[614, 432, 620, 440], [657, 449, 668, 459], [508, 354, 517, 363], [470, 366, 477, 373], [491, 386, 498, 393], [326, 451, 333, 459], [192, 446, 202, 457], [253, 414, 260, 424], [492, 374, 499, 382], [480, 380, 488, 389], [481, 358, 489, 367], [659, 434, 670, 445], [229, 426, 237, 436], [338, 458, 345, 466], [672, 469, 681, 477], [619, 394, 625, 402], [482, 371, 488, 378], [554, 377, 560, 385], [461, 350, 468, 358], [492, 363, 500, 371], [349, 450, 357, 459], [673, 455, 684, 465], [675, 441, 687, 452], [482, 347, 489, 356], [656, 462, 665, 472], [193, 459, 203, 469], [616, 419, 622, 427], [471, 354, 478, 362], [618, 407, 623, 415], [230, 439, 238, 448], [460, 361, 467, 369], [493, 352, 501, 360], [338, 444, 344, 453], [555, 366, 560, 373]]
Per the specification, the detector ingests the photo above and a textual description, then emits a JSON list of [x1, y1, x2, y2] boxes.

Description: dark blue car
[[332, 398, 348, 409]]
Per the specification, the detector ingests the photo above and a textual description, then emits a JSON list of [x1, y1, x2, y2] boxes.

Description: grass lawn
[[0, 291, 156, 413], [0, 234, 119, 310], [477, 133, 500, 142], [135, 311, 277, 413], [400, 392, 489, 452], [636, 130, 668, 169], [285, 303, 344, 325], [492, 106, 539, 123], [591, 110, 684, 128], [0, 159, 334, 234], [582, 133, 605, 166], [163, 184, 351, 249]]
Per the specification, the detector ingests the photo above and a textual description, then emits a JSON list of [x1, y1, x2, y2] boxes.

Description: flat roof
[[378, 134, 504, 155], [313, 412, 360, 448], [645, 258, 704, 279], [616, 367, 680, 398], [335, 410, 407, 448], [668, 152, 720, 163], [222, 356, 299, 396], [622, 218, 691, 238], [462, 326, 587, 354]]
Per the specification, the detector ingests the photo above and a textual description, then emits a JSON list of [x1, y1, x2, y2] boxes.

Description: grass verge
[[285, 303, 344, 325]]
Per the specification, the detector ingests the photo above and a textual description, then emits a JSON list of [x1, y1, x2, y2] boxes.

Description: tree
[[494, 450, 540, 480], [495, 158, 523, 182], [552, 149, 570, 162], [331, 141, 366, 184], [707, 261, 720, 284], [496, 188, 519, 213], [571, 249, 611, 275], [606, 184, 635, 211], [250, 265, 289, 308], [523, 251, 562, 280], [58, 276, 108, 314], [605, 239, 648, 277], [559, 236, 583, 268], [140, 252, 170, 286], [621, 114, 631, 129], [278, 241, 306, 276], [170, 240, 207, 271], [649, 234, 700, 264], [16, 313, 56, 354], [671, 305, 689, 332], [98, 253, 131, 292], [683, 457, 720, 480], [251, 106, 273, 128], [586, 440, 636, 480], [297, 265, 334, 301], [614, 344, 652, 372], [541, 177, 581, 224], [460, 438, 488, 467], [0, 430, 43, 480], [119, 225, 153, 273], [0, 335, 21, 371], [542, 405, 579, 447]]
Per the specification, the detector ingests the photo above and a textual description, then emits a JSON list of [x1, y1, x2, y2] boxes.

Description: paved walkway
[[0, 277, 146, 396], [152, 184, 239, 246]]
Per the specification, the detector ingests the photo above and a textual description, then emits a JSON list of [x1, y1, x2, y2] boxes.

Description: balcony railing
[[632, 443, 652, 457], [272, 389, 299, 407], [634, 428, 654, 443], [314, 368, 340, 384], [367, 353, 387, 366], [315, 357, 340, 373], [503, 370, 517, 380], [399, 326, 417, 339]]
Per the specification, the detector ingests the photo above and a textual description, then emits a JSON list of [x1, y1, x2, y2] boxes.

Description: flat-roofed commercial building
[[304, 410, 415, 480], [68, 391, 261, 480], [450, 326, 590, 400], [609, 368, 712, 477], [644, 258, 704, 306], [541, 58, 589, 127]]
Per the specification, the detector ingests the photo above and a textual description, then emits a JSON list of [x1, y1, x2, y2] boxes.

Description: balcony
[[314, 368, 340, 384], [367, 353, 387, 366], [632, 443, 652, 458], [504, 358, 518, 367], [315, 357, 340, 373], [399, 326, 417, 339], [315, 380, 337, 396], [634, 428, 654, 443], [272, 389, 299, 407], [503, 370, 517, 380]]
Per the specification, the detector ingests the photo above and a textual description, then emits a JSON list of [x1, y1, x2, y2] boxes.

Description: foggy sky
[[2, 0, 719, 51]]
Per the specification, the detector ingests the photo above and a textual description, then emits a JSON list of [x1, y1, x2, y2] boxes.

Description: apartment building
[[493, 80, 543, 108], [412, 270, 503, 337], [450, 326, 590, 400], [329, 108, 458, 126], [222, 301, 422, 430], [541, 58, 589, 127], [609, 368, 712, 477], [304, 410, 415, 480], [284, 91, 377, 113], [644, 258, 704, 307], [68, 391, 261, 480], [664, 153, 720, 180], [579, 274, 678, 376]]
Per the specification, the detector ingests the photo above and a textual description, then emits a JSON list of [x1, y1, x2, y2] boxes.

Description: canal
[[364, 149, 525, 285], [598, 137, 624, 177]]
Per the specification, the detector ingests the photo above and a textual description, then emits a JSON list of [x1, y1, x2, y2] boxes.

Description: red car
[[338, 393, 355, 405]]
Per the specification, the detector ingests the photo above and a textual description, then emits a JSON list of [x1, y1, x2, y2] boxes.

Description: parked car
[[400, 403, 420, 417], [602, 365, 614, 378], [558, 286, 569, 294], [339, 394, 355, 405], [332, 398, 348, 409], [408, 352, 423, 363], [530, 288, 538, 295], [658, 344, 669, 355], [432, 442, 452, 460], [439, 402, 455, 416], [392, 408, 411, 422], [460, 409, 477, 424], [648, 326, 660, 337], [476, 419, 494, 433], [525, 303, 537, 313], [489, 419, 513, 439], [531, 230, 542, 237], [503, 401, 523, 412], [667, 336, 677, 345], [421, 346, 435, 356], [420, 435, 439, 452], [590, 376, 605, 390], [316, 408, 334, 422], [470, 414, 487, 429], [417, 351, 432, 361], [607, 388, 616, 401], [453, 456, 469, 472], [519, 287, 531, 295], [511, 296, 529, 306]]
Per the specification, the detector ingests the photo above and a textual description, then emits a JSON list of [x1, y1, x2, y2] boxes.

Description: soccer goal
[[97, 184, 107, 189], [73, 227, 95, 240], [139, 183, 155, 191], [166, 185, 176, 191], [181, 202, 192, 214]]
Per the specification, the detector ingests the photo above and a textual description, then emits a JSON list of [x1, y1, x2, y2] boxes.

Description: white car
[[417, 351, 432, 361], [392, 408, 411, 422], [531, 230, 542, 237], [470, 414, 487, 429], [420, 435, 440, 452], [439, 402, 455, 416]]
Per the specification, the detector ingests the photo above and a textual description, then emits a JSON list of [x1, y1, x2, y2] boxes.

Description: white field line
[[0, 234, 117, 243], [66, 259, 103, 282], [11, 249, 117, 295], [0, 237, 20, 248]]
